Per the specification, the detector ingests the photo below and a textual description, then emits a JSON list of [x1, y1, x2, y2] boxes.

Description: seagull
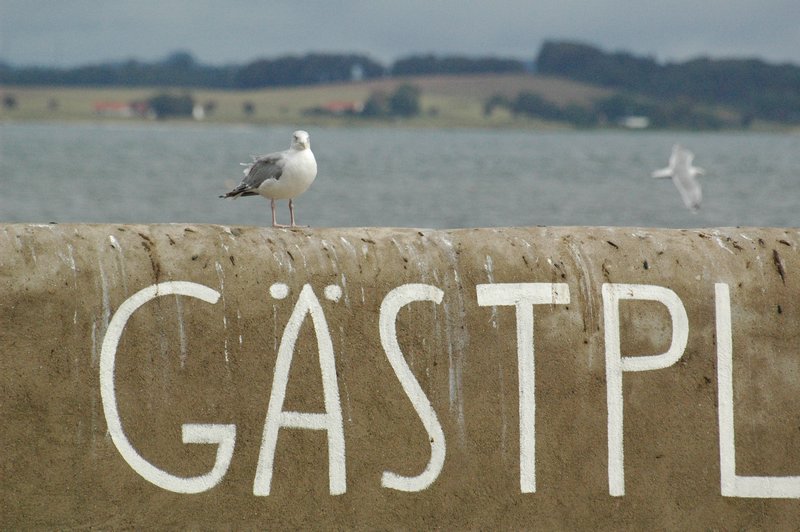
[[220, 130, 317, 227], [651, 144, 705, 211]]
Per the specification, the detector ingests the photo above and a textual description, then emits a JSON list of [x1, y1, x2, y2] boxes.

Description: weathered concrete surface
[[1, 223, 799, 529]]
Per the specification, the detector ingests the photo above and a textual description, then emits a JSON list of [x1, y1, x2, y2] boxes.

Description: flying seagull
[[220, 130, 317, 227], [651, 144, 705, 211]]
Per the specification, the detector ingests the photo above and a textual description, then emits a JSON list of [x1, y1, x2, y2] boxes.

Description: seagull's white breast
[[258, 148, 317, 200]]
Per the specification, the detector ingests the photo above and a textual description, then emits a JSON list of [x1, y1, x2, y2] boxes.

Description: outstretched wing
[[652, 145, 679, 179], [220, 151, 286, 198], [651, 167, 673, 179], [673, 169, 702, 211]]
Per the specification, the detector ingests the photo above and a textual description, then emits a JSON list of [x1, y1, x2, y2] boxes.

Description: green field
[[0, 74, 614, 128]]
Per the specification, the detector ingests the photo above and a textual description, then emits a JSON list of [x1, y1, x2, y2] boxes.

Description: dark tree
[[389, 84, 421, 117], [511, 92, 561, 120], [203, 100, 217, 115], [362, 91, 389, 117], [161, 51, 197, 69], [147, 92, 195, 118], [2, 94, 17, 109]]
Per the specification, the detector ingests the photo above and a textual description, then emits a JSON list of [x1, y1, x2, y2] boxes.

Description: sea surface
[[1, 121, 798, 228]]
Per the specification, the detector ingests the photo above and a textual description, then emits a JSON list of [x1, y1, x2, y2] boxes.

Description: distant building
[[192, 104, 205, 120], [93, 101, 151, 118], [619, 115, 650, 129]]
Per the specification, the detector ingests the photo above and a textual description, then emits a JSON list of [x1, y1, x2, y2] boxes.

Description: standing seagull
[[220, 130, 317, 227], [651, 144, 705, 211]]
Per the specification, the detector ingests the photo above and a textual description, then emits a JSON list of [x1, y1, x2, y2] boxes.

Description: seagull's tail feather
[[219, 183, 258, 199]]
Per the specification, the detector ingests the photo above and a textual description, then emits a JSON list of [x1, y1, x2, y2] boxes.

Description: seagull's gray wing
[[220, 151, 287, 198], [242, 152, 286, 187]]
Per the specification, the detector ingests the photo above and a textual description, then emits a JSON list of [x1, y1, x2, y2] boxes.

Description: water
[[1, 121, 798, 228]]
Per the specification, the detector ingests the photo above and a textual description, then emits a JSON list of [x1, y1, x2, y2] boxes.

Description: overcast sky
[[1, 0, 798, 67]]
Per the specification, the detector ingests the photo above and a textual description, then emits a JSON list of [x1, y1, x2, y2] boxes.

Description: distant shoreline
[[1, 78, 797, 133]]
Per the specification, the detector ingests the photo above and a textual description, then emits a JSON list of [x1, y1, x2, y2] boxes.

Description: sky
[[1, 1, 799, 67]]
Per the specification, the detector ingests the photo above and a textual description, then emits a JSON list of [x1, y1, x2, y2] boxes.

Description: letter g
[[99, 281, 236, 494]]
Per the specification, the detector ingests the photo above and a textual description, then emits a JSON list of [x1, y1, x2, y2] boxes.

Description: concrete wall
[[2, 223, 799, 528]]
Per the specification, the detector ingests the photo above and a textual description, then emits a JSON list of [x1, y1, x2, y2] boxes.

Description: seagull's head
[[291, 130, 311, 150]]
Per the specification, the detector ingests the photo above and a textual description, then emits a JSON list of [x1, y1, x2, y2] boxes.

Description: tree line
[[536, 40, 800, 124], [485, 91, 729, 129], [0, 51, 526, 89], [3, 42, 799, 125]]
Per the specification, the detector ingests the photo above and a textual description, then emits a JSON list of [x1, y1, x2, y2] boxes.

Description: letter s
[[379, 284, 446, 492]]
